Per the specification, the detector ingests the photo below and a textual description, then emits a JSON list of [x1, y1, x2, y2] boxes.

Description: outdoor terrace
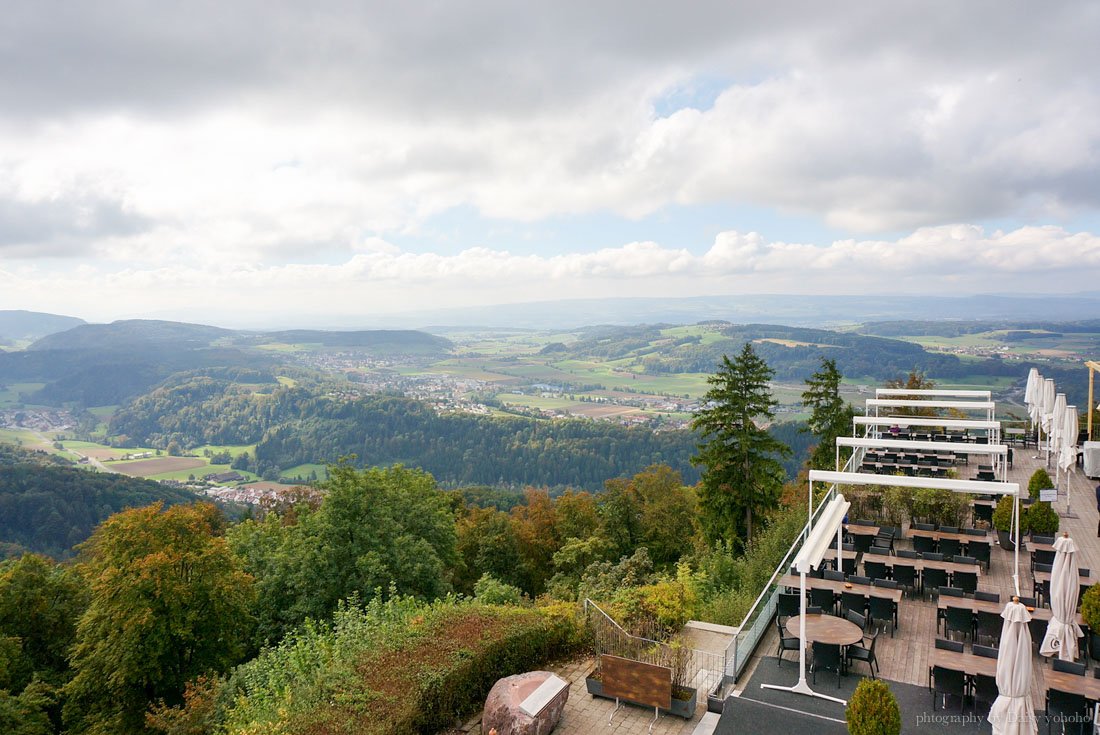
[[736, 447, 1098, 714]]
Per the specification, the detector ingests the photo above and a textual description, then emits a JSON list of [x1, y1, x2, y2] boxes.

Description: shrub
[[1028, 468, 1054, 500], [1080, 584, 1100, 632], [1026, 502, 1059, 536], [846, 678, 901, 735], [218, 598, 583, 735], [474, 574, 524, 606], [992, 495, 1028, 534]]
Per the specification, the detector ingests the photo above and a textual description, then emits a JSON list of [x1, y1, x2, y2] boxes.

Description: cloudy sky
[[1, 1, 1098, 326]]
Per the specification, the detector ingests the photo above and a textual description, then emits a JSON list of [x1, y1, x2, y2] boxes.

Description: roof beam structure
[[865, 398, 995, 421], [808, 470, 1024, 596], [854, 416, 1000, 431], [876, 388, 992, 400], [837, 436, 1008, 456]]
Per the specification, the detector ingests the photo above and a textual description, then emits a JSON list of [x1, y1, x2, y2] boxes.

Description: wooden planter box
[[584, 676, 697, 719]]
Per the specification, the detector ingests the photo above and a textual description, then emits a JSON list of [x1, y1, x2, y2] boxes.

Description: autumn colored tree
[[597, 465, 696, 566], [63, 502, 254, 735], [692, 345, 789, 548], [885, 370, 937, 417], [454, 506, 524, 594], [510, 489, 560, 594], [553, 490, 599, 541]]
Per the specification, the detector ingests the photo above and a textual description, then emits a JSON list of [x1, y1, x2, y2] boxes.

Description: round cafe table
[[784, 613, 864, 646]]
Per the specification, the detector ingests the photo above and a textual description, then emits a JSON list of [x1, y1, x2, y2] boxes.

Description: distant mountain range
[[0, 310, 85, 343], [8, 292, 1100, 335], [381, 293, 1100, 330], [25, 318, 452, 354]]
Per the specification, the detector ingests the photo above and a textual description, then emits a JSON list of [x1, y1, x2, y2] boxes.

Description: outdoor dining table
[[778, 575, 903, 604], [908, 528, 984, 545], [821, 548, 859, 563], [784, 613, 864, 646], [931, 648, 996, 678], [884, 558, 982, 577], [935, 597, 1085, 626], [1046, 669, 1100, 701], [1034, 569, 1094, 587], [844, 524, 880, 537]]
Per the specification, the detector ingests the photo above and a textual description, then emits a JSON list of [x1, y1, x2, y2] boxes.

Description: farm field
[[0, 382, 46, 407], [110, 457, 208, 478], [281, 463, 329, 481], [0, 427, 55, 451]]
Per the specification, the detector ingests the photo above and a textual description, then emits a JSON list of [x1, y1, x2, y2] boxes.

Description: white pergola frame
[[876, 388, 992, 400], [865, 399, 996, 421], [760, 493, 852, 706], [837, 436, 1009, 479], [853, 415, 1001, 444], [809, 470, 1024, 596]]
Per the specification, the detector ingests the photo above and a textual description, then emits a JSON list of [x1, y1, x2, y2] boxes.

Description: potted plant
[[846, 678, 901, 735], [1028, 468, 1054, 500], [992, 494, 1027, 550], [1026, 501, 1059, 536], [585, 656, 604, 696], [663, 638, 698, 719], [1081, 584, 1100, 665]]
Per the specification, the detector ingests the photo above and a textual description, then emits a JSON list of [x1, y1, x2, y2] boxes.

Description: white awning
[[808, 469, 1020, 497], [853, 416, 1000, 431], [866, 399, 996, 411], [794, 494, 851, 575], [837, 436, 1008, 455], [876, 388, 992, 400]]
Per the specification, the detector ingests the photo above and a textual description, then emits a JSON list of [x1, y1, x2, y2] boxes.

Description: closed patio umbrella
[[989, 598, 1037, 735], [1040, 534, 1082, 661], [1059, 407, 1078, 474], [1039, 379, 1056, 456], [1024, 368, 1041, 426], [1049, 393, 1067, 468]]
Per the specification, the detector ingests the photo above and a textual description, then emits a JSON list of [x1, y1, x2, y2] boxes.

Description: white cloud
[[2, 225, 1096, 324], [0, 0, 1098, 318]]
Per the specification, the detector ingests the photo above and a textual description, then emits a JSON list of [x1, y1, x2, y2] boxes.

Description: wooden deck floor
[[741, 448, 1099, 704]]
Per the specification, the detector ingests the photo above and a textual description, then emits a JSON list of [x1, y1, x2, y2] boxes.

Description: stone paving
[[454, 656, 711, 735]]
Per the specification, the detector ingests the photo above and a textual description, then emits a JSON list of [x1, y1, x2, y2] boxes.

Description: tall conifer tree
[[802, 357, 855, 471], [691, 344, 789, 548]]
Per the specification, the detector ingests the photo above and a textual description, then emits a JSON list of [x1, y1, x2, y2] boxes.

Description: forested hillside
[[0, 444, 198, 558], [566, 322, 1020, 381]]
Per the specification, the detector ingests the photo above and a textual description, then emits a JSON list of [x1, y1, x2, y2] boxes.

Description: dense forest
[[0, 445, 198, 559], [107, 375, 811, 488]]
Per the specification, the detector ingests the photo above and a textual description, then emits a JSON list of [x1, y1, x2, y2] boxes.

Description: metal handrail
[[725, 451, 861, 684]]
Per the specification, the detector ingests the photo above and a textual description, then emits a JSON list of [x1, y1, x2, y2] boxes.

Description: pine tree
[[691, 344, 789, 548], [802, 357, 855, 471]]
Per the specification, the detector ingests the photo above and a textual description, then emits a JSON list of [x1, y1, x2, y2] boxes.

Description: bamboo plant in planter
[[992, 494, 1028, 550], [1081, 584, 1100, 665]]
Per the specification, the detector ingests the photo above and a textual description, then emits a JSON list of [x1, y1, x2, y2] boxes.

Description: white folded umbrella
[[1059, 408, 1079, 473], [1040, 534, 1083, 661], [989, 599, 1037, 735]]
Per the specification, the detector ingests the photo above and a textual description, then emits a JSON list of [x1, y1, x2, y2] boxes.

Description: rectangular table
[[909, 528, 988, 545], [936, 597, 1084, 626], [844, 524, 880, 537], [1034, 570, 1094, 587], [931, 648, 996, 678], [778, 575, 903, 604], [885, 558, 982, 577], [822, 548, 859, 562]]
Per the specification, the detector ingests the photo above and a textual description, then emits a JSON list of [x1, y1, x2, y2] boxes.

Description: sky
[[1, 1, 1099, 326]]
